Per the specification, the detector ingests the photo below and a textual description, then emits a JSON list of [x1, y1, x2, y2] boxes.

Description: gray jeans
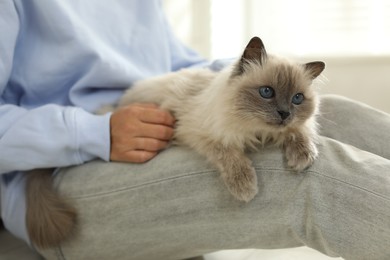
[[39, 95, 390, 260]]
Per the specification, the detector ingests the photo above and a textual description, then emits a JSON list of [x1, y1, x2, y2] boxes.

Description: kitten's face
[[232, 58, 318, 130], [229, 37, 324, 132]]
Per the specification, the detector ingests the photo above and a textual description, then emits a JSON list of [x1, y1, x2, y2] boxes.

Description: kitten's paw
[[285, 142, 318, 172], [224, 167, 258, 202]]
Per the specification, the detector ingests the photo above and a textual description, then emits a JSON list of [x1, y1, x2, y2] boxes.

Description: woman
[[0, 1, 389, 259]]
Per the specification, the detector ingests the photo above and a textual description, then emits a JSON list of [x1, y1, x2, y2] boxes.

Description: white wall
[[319, 57, 390, 113], [163, 0, 211, 58], [163, 1, 390, 113]]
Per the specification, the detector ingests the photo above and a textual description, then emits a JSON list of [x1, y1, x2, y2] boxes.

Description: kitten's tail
[[26, 169, 77, 249]]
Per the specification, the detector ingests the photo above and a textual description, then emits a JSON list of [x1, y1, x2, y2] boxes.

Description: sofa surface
[[0, 221, 43, 260]]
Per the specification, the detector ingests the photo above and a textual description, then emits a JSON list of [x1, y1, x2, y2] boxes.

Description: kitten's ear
[[233, 37, 267, 76], [304, 61, 325, 79], [242, 36, 267, 62]]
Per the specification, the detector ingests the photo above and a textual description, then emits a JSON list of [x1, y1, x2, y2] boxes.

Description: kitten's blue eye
[[259, 86, 275, 99], [292, 93, 304, 105]]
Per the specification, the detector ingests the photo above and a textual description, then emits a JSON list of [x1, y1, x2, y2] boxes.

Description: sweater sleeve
[[0, 104, 111, 174], [0, 1, 111, 174]]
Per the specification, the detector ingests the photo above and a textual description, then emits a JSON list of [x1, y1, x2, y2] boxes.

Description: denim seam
[[307, 169, 390, 201], [67, 170, 216, 199], [255, 166, 389, 201], [66, 166, 389, 202]]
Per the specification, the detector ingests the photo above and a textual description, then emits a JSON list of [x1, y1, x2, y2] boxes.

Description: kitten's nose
[[278, 110, 290, 120]]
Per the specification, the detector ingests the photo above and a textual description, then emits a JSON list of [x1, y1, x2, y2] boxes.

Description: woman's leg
[[37, 95, 390, 260], [318, 94, 390, 159]]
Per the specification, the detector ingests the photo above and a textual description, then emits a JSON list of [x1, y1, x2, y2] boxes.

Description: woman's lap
[[38, 95, 390, 260]]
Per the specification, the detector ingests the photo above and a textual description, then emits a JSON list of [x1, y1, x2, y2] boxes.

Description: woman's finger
[[138, 107, 176, 126], [137, 123, 174, 141], [132, 137, 169, 151], [111, 150, 158, 163]]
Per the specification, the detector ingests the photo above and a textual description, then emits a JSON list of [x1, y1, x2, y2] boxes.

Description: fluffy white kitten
[[117, 36, 325, 201]]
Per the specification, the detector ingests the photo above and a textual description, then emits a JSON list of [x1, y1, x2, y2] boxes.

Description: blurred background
[[163, 0, 390, 113]]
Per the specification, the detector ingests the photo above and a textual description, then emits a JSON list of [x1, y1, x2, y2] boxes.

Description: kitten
[[117, 36, 325, 201], [25, 36, 324, 249]]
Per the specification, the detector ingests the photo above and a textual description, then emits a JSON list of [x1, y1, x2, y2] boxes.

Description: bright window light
[[210, 0, 390, 59]]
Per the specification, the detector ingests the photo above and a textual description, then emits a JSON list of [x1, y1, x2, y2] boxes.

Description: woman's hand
[[110, 104, 175, 163]]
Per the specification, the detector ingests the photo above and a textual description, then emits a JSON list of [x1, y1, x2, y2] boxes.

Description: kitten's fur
[[26, 169, 76, 249], [25, 37, 324, 248], [117, 36, 324, 200]]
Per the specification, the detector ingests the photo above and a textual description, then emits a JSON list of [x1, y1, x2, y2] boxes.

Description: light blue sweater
[[0, 0, 208, 243]]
